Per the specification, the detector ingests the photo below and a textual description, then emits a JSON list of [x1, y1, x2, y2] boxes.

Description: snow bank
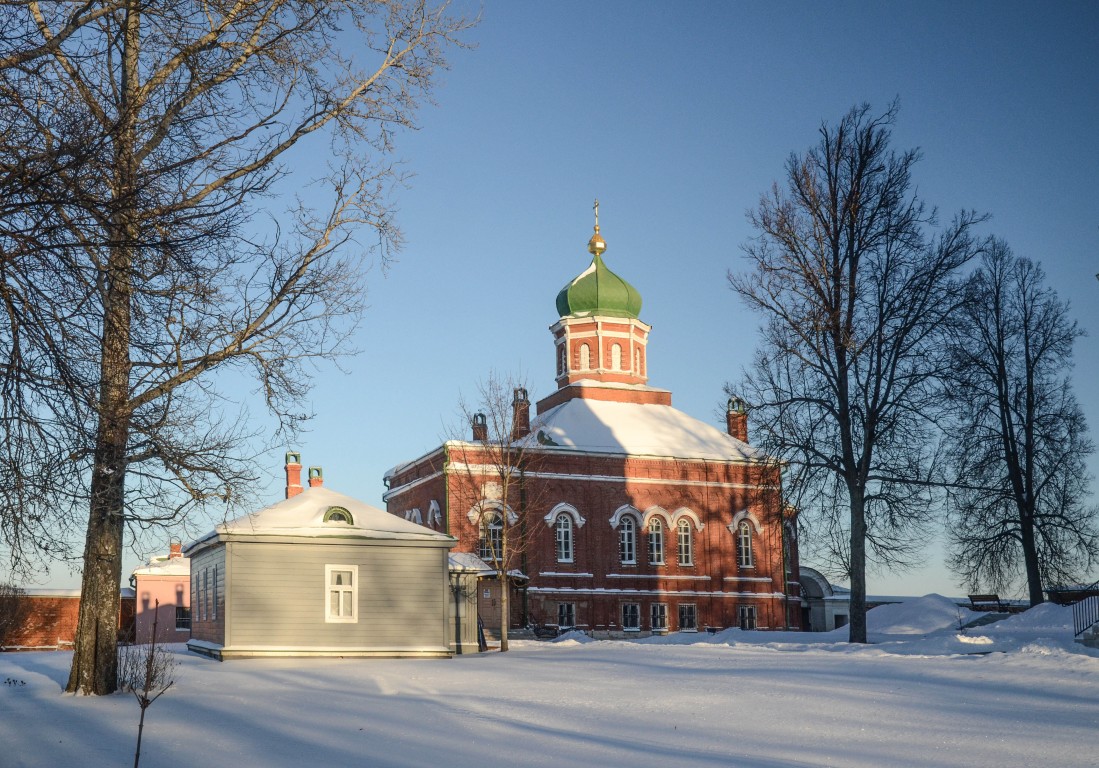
[[985, 601, 1072, 632], [863, 594, 976, 634]]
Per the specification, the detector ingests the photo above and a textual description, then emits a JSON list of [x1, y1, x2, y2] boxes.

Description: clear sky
[[40, 2, 1099, 597]]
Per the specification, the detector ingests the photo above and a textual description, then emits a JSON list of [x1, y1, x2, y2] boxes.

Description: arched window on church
[[579, 343, 591, 370], [677, 519, 693, 566], [619, 516, 636, 564], [556, 514, 574, 563], [738, 520, 754, 568], [479, 513, 503, 563], [611, 343, 622, 370], [648, 518, 664, 565], [557, 344, 565, 375]]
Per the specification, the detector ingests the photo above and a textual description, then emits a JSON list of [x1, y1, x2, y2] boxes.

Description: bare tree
[[0, 582, 26, 647], [452, 373, 546, 652], [943, 240, 1098, 604], [728, 102, 985, 643], [0, 0, 473, 693], [117, 600, 178, 768]]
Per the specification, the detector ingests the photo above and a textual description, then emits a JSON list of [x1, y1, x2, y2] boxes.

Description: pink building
[[131, 542, 191, 643]]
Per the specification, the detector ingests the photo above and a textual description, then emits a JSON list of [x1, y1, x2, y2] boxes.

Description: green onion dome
[[555, 225, 643, 319]]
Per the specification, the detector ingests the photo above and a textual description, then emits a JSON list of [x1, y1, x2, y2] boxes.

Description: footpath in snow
[[2, 595, 1097, 768]]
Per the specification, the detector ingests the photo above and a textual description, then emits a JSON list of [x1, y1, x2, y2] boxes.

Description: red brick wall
[[385, 442, 801, 635], [2, 594, 135, 650]]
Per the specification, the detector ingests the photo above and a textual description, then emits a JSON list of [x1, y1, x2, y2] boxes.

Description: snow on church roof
[[526, 396, 768, 462], [185, 486, 454, 553]]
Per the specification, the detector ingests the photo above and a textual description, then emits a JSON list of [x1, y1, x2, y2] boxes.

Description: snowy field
[[2, 595, 1097, 768]]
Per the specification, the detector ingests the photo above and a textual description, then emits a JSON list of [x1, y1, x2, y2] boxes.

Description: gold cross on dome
[[593, 198, 600, 229]]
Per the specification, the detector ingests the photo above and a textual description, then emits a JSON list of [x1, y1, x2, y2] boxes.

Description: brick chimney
[[169, 540, 183, 559], [726, 396, 748, 444], [471, 413, 487, 442], [285, 451, 303, 498], [511, 387, 531, 440], [308, 466, 324, 488]]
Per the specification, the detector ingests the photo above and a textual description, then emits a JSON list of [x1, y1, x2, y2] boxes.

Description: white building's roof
[[185, 486, 454, 553], [525, 396, 768, 462]]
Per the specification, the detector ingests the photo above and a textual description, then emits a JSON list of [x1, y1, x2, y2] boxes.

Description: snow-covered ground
[[2, 595, 1097, 768]]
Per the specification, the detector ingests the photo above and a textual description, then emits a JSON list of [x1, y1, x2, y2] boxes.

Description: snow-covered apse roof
[[527, 397, 767, 462], [185, 486, 454, 552]]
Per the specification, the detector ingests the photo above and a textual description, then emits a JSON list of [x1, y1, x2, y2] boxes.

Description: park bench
[[968, 594, 1008, 612]]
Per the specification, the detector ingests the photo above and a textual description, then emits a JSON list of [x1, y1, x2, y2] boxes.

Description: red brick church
[[384, 210, 800, 636]]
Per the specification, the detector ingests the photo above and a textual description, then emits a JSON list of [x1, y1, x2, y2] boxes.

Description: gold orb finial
[[588, 198, 606, 256]]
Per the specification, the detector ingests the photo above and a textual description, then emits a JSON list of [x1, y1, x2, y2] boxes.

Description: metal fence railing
[[1071, 581, 1099, 637]]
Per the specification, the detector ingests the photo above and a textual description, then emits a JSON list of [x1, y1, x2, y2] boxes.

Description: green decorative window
[[324, 506, 353, 525]]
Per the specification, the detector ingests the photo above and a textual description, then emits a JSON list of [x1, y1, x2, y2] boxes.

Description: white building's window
[[677, 519, 693, 566], [651, 603, 668, 631], [556, 514, 574, 563], [557, 602, 575, 629], [579, 343, 590, 370], [738, 520, 754, 568], [678, 604, 697, 631], [622, 603, 640, 631], [611, 343, 622, 370], [738, 605, 757, 630], [648, 518, 664, 565], [479, 513, 503, 562], [619, 516, 636, 564], [325, 564, 358, 623]]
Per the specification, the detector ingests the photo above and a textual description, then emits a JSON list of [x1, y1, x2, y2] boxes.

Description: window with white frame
[[325, 564, 358, 623], [479, 513, 503, 562], [579, 343, 591, 370], [611, 343, 622, 370], [651, 603, 668, 631], [557, 602, 575, 629], [738, 520, 754, 568], [622, 602, 640, 631], [619, 516, 637, 564], [738, 605, 757, 630], [678, 604, 697, 631], [556, 514, 574, 562], [648, 518, 664, 565], [677, 519, 693, 566]]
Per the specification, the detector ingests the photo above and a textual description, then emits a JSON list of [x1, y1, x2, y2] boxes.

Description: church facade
[[384, 213, 800, 636]]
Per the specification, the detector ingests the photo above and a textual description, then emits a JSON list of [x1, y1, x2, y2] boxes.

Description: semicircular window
[[323, 506, 354, 525]]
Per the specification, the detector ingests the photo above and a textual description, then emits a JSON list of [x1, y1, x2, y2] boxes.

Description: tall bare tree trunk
[[848, 485, 868, 644], [67, 2, 139, 695], [1019, 510, 1044, 605]]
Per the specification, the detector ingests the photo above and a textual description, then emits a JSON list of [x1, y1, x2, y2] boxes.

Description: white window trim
[[325, 564, 359, 624], [544, 502, 586, 528], [729, 509, 762, 534], [671, 506, 704, 532]]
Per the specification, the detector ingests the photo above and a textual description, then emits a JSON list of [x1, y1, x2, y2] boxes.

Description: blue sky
[[49, 3, 1099, 596]]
